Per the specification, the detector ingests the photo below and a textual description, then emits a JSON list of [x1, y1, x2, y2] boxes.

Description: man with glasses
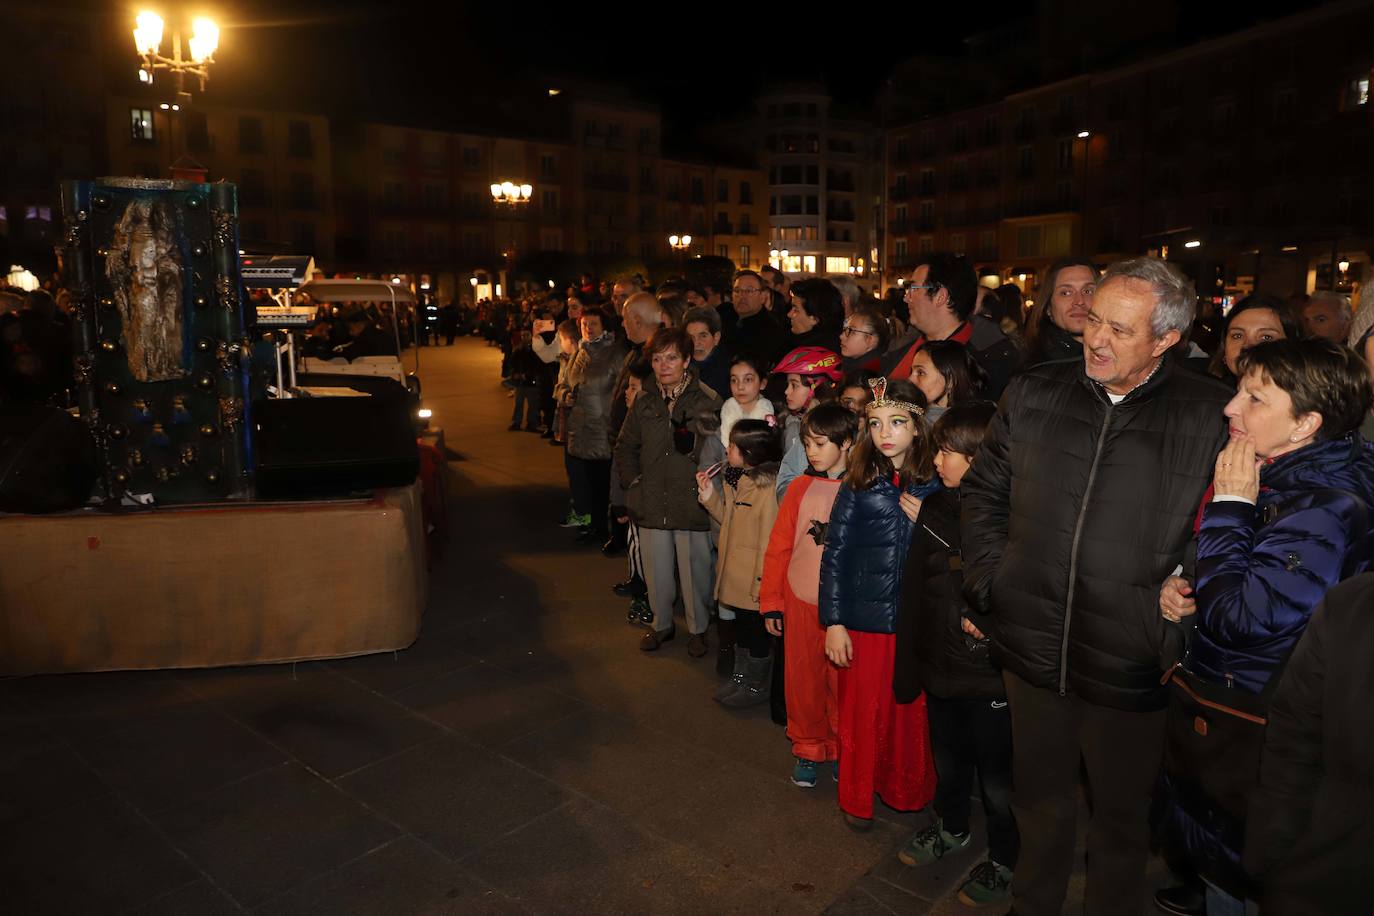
[[731, 269, 787, 366], [886, 252, 1020, 399], [760, 264, 790, 298]]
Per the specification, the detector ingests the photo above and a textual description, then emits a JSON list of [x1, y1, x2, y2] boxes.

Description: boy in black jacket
[[892, 401, 1017, 908]]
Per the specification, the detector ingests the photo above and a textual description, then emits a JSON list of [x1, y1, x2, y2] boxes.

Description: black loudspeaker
[[0, 405, 100, 513], [252, 395, 418, 498]]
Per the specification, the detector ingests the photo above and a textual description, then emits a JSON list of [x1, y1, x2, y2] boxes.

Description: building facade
[[756, 87, 883, 281], [885, 2, 1374, 302], [105, 97, 336, 262]]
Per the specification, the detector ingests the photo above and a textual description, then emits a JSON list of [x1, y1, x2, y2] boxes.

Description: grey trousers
[[638, 527, 713, 635]]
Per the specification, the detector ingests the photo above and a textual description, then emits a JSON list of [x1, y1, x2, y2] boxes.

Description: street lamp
[[490, 180, 532, 295], [132, 11, 219, 93], [668, 234, 692, 251]]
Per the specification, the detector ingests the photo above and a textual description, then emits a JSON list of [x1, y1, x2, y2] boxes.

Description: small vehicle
[[249, 272, 429, 429]]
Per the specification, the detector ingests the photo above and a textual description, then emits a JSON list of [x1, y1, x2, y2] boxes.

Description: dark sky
[[83, 0, 1329, 148]]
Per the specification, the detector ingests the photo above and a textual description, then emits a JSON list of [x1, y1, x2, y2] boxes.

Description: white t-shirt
[[720, 396, 775, 446]]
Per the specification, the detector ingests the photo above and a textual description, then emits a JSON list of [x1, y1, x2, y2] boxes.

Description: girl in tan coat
[[696, 418, 783, 708]]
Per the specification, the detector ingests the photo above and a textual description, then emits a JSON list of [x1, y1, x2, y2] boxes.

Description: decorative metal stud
[[195, 373, 215, 391], [198, 423, 218, 438], [107, 423, 128, 440], [195, 337, 215, 353], [92, 194, 111, 211], [104, 381, 121, 397], [98, 338, 119, 353], [186, 196, 202, 209], [204, 467, 221, 485]]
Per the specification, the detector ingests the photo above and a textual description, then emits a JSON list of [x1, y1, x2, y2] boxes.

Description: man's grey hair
[[1098, 256, 1196, 338], [831, 275, 860, 307], [1307, 290, 1353, 322], [682, 305, 722, 336], [613, 274, 644, 293], [624, 291, 663, 327]]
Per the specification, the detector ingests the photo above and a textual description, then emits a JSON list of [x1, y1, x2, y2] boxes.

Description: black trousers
[[731, 608, 771, 658], [566, 455, 611, 536], [928, 693, 1018, 868], [1003, 671, 1166, 916]]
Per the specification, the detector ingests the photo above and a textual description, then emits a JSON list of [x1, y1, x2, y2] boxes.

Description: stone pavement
[[0, 337, 1162, 915]]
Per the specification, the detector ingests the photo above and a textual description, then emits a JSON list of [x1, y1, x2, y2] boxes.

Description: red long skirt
[[837, 629, 937, 819], [781, 582, 839, 763]]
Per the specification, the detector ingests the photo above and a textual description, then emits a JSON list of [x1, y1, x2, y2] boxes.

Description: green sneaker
[[956, 860, 1012, 908], [790, 758, 819, 788], [558, 509, 585, 528], [896, 819, 970, 867]]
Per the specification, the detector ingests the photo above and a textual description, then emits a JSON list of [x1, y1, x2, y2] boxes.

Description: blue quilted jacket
[[818, 473, 942, 633], [1190, 434, 1374, 693]]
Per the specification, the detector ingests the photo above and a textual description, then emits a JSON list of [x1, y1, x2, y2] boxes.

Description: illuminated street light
[[1338, 258, 1351, 274], [491, 182, 532, 205], [470, 277, 479, 286], [132, 10, 218, 93], [1076, 130, 1091, 139], [1184, 240, 1202, 249], [669, 235, 692, 250]]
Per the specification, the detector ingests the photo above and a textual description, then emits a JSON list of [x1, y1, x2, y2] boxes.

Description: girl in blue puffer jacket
[[819, 377, 941, 829]]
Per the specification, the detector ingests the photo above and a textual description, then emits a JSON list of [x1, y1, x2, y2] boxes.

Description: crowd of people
[[490, 255, 1374, 916]]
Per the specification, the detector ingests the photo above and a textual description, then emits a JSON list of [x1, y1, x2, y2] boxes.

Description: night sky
[[76, 0, 1327, 149]]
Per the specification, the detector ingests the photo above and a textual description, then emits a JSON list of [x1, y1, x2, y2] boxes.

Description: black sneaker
[[612, 578, 646, 598], [1153, 884, 1205, 916]]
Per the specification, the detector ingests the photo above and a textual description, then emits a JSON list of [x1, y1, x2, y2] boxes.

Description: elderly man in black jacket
[[960, 256, 1231, 916]]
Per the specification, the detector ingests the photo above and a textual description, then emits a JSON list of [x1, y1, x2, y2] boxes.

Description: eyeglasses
[[904, 284, 938, 292], [731, 286, 762, 295], [841, 325, 876, 338]]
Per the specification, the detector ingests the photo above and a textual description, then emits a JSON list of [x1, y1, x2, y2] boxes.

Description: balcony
[[1014, 122, 1036, 142], [948, 173, 969, 192], [889, 184, 911, 202], [713, 220, 734, 235], [889, 219, 909, 234]]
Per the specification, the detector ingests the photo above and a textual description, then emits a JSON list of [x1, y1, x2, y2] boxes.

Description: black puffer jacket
[[818, 473, 942, 634], [960, 357, 1231, 711], [894, 489, 1004, 702]]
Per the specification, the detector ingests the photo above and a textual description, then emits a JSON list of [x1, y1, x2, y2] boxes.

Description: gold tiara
[[866, 376, 925, 417]]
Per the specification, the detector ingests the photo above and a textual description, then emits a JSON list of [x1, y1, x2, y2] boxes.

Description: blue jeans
[[1203, 879, 1258, 916]]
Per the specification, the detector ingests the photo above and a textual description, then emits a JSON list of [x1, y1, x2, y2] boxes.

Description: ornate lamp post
[[132, 11, 219, 178], [669, 234, 692, 274], [490, 181, 532, 296]]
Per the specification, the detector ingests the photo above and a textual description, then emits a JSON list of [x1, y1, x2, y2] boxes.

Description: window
[[825, 256, 851, 274], [425, 229, 448, 257], [1057, 180, 1073, 209], [919, 168, 935, 197], [918, 236, 934, 255], [540, 154, 557, 179], [919, 200, 934, 227], [894, 238, 908, 260], [717, 179, 729, 203], [953, 122, 968, 150], [422, 183, 445, 211], [781, 195, 803, 215], [806, 195, 819, 215], [542, 189, 559, 216], [1345, 74, 1370, 109], [290, 174, 315, 209], [539, 229, 564, 251], [978, 229, 997, 259], [950, 233, 966, 254], [1018, 146, 1035, 179], [287, 120, 313, 157], [1058, 139, 1073, 171], [806, 164, 819, 185], [239, 168, 267, 207], [1273, 85, 1297, 124], [130, 108, 154, 142], [292, 221, 316, 251], [779, 164, 803, 184], [739, 245, 750, 266], [739, 214, 753, 234], [461, 146, 480, 170], [384, 228, 406, 256], [1211, 204, 1231, 226], [1213, 97, 1237, 135], [1016, 225, 1042, 258], [802, 255, 817, 273], [383, 181, 404, 207], [739, 182, 753, 205], [238, 116, 263, 154], [666, 175, 681, 201], [460, 191, 482, 217], [690, 177, 705, 205], [185, 112, 209, 151]]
